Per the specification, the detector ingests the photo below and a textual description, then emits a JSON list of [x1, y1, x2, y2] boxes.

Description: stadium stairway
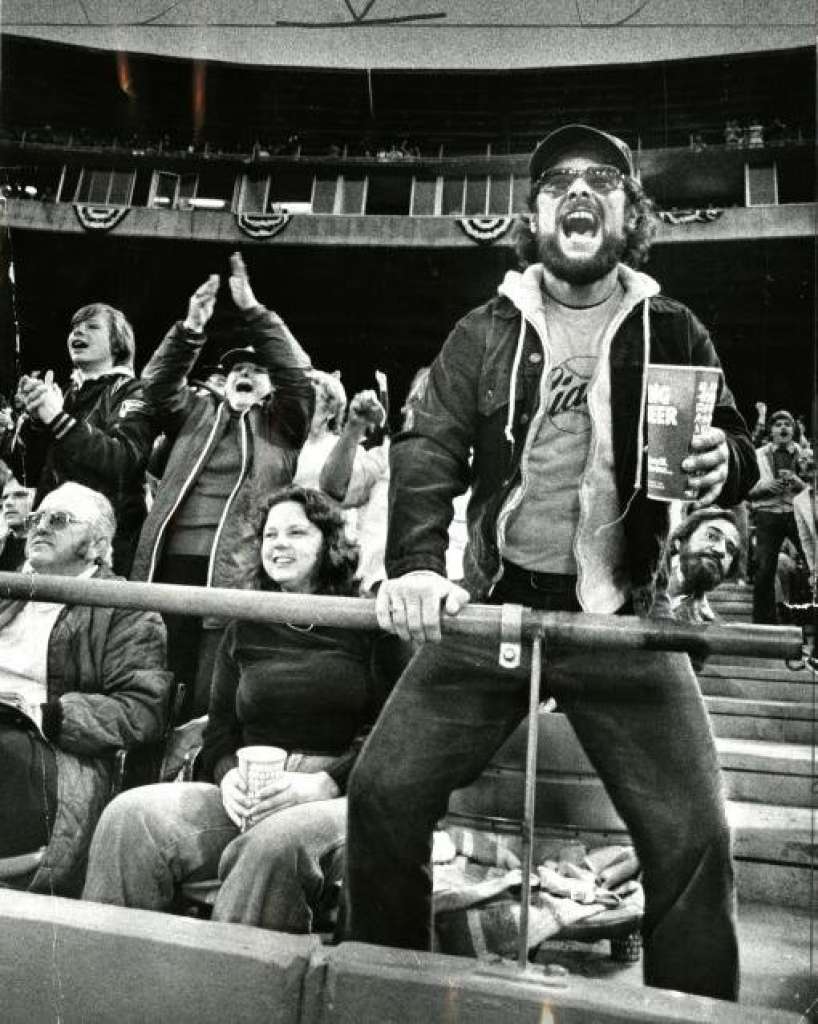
[[704, 580, 816, 909], [447, 582, 817, 911]]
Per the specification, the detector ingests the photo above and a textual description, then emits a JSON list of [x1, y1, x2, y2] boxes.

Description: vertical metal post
[[517, 632, 542, 969]]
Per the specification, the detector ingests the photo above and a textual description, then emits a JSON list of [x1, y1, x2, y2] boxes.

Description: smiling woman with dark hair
[[83, 485, 406, 934], [254, 485, 358, 596]]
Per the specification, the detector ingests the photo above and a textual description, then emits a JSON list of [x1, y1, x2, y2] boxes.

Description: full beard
[[679, 553, 723, 597], [537, 229, 626, 286]]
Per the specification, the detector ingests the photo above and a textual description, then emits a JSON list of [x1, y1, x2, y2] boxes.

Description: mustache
[[557, 196, 602, 219]]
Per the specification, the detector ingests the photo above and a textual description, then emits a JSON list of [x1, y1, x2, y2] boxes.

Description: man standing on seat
[[344, 125, 757, 1001]]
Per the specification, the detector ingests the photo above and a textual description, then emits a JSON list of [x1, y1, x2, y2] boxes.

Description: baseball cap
[[193, 363, 226, 379], [530, 124, 635, 183], [221, 347, 266, 372], [769, 409, 795, 428]]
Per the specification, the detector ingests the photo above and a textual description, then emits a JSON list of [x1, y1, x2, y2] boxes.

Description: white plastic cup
[[236, 745, 287, 802]]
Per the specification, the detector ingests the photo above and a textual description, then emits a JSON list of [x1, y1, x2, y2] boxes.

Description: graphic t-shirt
[[503, 284, 623, 573]]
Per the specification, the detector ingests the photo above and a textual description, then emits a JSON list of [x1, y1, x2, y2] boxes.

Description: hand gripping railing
[[0, 571, 803, 969]]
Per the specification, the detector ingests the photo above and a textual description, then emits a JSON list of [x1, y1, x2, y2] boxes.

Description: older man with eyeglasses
[[0, 482, 172, 895], [344, 125, 758, 1002]]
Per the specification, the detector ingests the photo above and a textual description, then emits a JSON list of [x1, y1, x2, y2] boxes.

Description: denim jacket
[[386, 264, 758, 615]]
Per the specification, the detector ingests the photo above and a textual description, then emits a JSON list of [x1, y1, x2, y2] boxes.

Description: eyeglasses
[[535, 164, 625, 196], [702, 526, 738, 560], [24, 510, 86, 532]]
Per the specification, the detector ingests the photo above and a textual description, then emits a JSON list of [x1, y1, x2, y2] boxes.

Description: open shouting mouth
[[561, 208, 600, 237]]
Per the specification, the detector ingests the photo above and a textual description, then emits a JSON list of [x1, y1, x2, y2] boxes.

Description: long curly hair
[[513, 175, 658, 270], [256, 485, 359, 596]]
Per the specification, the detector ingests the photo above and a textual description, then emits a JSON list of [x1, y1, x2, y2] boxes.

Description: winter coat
[[387, 263, 758, 614], [32, 371, 158, 576], [130, 305, 312, 592], [0, 565, 172, 895]]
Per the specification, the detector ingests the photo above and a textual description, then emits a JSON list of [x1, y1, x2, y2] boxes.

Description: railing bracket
[[499, 603, 523, 669]]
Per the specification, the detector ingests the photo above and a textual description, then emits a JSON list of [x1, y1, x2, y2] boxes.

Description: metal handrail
[[1, 569, 804, 968], [0, 571, 803, 661]]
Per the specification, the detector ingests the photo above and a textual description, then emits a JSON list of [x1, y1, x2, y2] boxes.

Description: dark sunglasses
[[535, 164, 625, 196], [24, 509, 85, 531]]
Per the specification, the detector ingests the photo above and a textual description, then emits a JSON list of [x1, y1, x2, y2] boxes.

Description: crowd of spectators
[[4, 118, 811, 162], [0, 123, 813, 1008]]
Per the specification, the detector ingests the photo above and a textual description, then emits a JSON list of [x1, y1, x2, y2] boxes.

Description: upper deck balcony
[[1, 132, 814, 249]]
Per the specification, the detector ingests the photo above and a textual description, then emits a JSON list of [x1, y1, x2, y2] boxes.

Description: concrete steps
[[447, 580, 816, 907], [701, 581, 815, 906], [708, 581, 753, 623], [705, 696, 815, 743]]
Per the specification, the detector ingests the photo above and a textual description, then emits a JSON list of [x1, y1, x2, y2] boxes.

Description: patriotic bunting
[[457, 216, 513, 244], [73, 204, 131, 232], [236, 212, 292, 240], [658, 207, 724, 225]]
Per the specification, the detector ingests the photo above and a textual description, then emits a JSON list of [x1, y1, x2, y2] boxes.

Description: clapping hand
[[17, 370, 64, 425], [228, 252, 259, 311], [184, 275, 220, 333]]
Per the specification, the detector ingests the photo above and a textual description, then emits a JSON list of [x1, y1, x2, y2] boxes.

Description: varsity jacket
[[386, 263, 758, 615], [33, 369, 157, 576], [131, 304, 313, 592]]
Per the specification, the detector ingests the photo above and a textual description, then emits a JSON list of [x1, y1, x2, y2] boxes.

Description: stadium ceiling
[[1, 1, 814, 70]]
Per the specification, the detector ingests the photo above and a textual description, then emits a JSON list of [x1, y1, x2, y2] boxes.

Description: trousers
[[344, 569, 739, 1001], [752, 509, 803, 623], [82, 781, 346, 933]]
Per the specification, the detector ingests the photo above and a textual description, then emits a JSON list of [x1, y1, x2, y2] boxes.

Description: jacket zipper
[[493, 312, 551, 587], [145, 404, 226, 582], [573, 297, 648, 604], [206, 409, 251, 587]]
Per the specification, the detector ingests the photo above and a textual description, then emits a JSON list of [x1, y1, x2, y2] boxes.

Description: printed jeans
[[344, 577, 739, 1001], [83, 781, 346, 933]]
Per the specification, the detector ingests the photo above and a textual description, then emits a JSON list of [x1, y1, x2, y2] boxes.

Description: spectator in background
[[795, 413, 812, 452], [131, 253, 313, 721], [0, 483, 171, 895], [724, 119, 743, 148], [664, 507, 742, 623], [15, 303, 157, 576], [748, 409, 808, 623], [294, 371, 349, 488], [0, 476, 34, 571], [750, 400, 768, 446], [315, 380, 388, 593], [794, 461, 816, 580], [294, 371, 386, 585]]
